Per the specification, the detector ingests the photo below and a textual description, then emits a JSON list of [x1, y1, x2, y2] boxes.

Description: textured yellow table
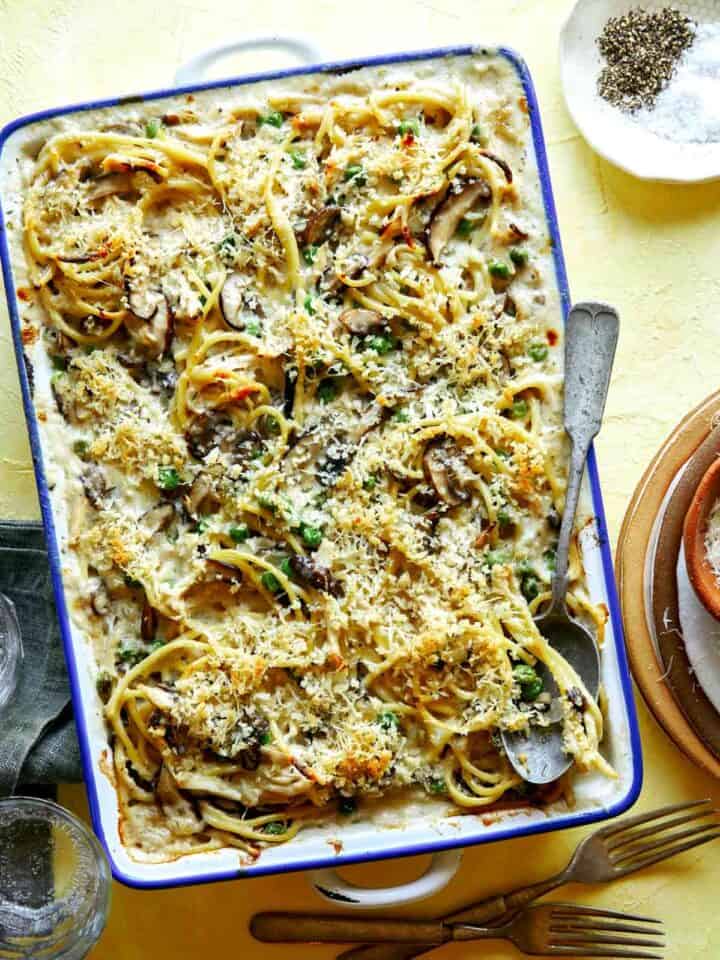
[[2, 1, 719, 957]]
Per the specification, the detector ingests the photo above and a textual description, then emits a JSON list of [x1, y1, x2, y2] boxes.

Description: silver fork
[[252, 902, 664, 958], [339, 799, 718, 960]]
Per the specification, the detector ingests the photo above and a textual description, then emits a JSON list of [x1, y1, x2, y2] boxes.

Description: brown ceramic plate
[[616, 392, 720, 778], [684, 458, 720, 621], [650, 425, 720, 759]]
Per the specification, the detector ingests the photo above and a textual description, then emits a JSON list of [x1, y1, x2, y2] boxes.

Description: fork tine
[[550, 905, 661, 923], [608, 807, 718, 851], [614, 828, 720, 874], [613, 822, 719, 865], [551, 919, 664, 936], [596, 798, 711, 840], [552, 930, 664, 946], [545, 948, 663, 958]]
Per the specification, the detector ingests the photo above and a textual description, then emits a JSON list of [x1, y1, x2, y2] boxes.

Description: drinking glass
[[0, 797, 111, 959], [0, 593, 22, 715]]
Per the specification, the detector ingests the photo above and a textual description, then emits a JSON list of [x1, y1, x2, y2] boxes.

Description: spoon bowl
[[502, 614, 601, 784]]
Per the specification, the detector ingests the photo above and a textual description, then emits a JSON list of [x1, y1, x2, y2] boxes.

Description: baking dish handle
[[309, 849, 462, 909], [174, 36, 324, 87]]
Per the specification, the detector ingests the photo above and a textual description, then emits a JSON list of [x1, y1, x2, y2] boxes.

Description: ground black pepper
[[597, 7, 696, 113]]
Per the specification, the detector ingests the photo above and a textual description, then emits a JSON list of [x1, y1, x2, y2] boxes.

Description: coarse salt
[[636, 23, 720, 143]]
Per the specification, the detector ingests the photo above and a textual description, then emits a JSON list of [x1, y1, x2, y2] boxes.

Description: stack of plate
[[617, 393, 720, 776]]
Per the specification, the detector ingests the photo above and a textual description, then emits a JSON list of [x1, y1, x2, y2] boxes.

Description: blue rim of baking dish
[[0, 44, 643, 889]]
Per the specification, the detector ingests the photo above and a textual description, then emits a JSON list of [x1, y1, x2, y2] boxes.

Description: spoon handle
[[551, 302, 619, 614]]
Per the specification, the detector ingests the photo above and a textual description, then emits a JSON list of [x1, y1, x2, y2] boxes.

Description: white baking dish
[[0, 37, 642, 906]]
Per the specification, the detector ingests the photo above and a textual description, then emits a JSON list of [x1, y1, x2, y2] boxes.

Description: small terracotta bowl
[[684, 457, 720, 621]]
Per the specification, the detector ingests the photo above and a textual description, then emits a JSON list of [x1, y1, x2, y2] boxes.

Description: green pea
[[497, 507, 512, 527], [363, 474, 379, 491], [428, 778, 447, 795], [246, 318, 262, 337], [367, 333, 395, 355], [280, 557, 294, 578], [488, 260, 512, 279], [217, 234, 237, 262], [157, 466, 181, 491], [229, 524, 250, 543], [521, 573, 540, 602], [290, 149, 307, 169], [513, 663, 543, 702], [512, 399, 529, 419], [344, 164, 366, 185], [456, 218, 475, 238], [509, 248, 528, 267], [303, 244, 318, 265], [528, 342, 549, 362], [339, 796, 357, 815], [398, 119, 420, 136], [486, 549, 508, 568], [392, 408, 409, 423], [300, 523, 323, 549], [263, 820, 287, 834], [317, 379, 338, 404], [377, 711, 400, 731], [258, 111, 284, 128], [261, 570, 282, 593], [513, 663, 543, 701], [260, 729, 273, 745]]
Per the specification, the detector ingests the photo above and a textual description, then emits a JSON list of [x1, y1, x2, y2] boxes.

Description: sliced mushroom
[[184, 474, 220, 517], [339, 308, 383, 335], [81, 465, 110, 509], [141, 600, 158, 643], [427, 179, 491, 263], [124, 281, 172, 360], [219, 272, 246, 330], [156, 766, 205, 836], [289, 555, 344, 598], [86, 172, 136, 202], [507, 221, 528, 243], [101, 153, 165, 182], [219, 273, 264, 331], [301, 205, 340, 247], [479, 150, 513, 183], [90, 585, 111, 616], [422, 438, 470, 507], [142, 502, 175, 533]]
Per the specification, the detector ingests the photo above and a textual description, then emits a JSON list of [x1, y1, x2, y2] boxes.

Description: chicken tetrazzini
[[8, 51, 611, 862]]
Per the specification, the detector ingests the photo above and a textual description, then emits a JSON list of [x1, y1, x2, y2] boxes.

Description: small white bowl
[[560, 0, 720, 182]]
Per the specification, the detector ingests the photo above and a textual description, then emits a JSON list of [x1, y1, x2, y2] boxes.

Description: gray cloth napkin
[[0, 520, 82, 796]]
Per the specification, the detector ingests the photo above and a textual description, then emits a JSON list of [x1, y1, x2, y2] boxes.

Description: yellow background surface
[[1, 0, 719, 956]]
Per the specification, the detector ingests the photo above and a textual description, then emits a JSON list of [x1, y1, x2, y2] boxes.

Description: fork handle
[[337, 875, 563, 960], [450, 874, 563, 925], [251, 913, 449, 944]]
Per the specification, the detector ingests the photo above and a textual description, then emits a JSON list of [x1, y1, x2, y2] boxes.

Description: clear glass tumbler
[[0, 593, 22, 715], [0, 797, 111, 959]]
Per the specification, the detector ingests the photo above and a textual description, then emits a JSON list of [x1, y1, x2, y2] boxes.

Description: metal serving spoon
[[501, 301, 619, 784]]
